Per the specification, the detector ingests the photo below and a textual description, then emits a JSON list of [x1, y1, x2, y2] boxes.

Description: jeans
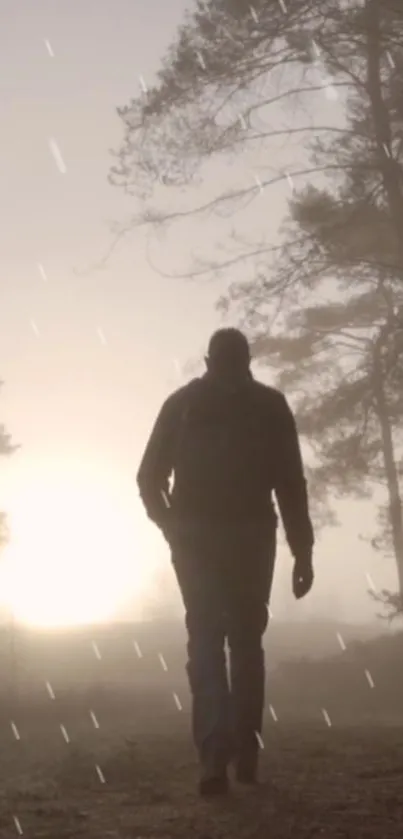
[[170, 518, 276, 776]]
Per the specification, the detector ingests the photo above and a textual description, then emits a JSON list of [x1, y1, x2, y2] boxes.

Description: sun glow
[[0, 475, 157, 627]]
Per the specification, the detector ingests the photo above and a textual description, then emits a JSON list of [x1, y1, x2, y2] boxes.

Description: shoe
[[199, 773, 229, 797]]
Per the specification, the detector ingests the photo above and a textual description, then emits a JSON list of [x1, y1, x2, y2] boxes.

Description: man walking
[[137, 328, 314, 796]]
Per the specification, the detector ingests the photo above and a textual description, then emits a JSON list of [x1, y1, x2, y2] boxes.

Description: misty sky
[[0, 0, 397, 625]]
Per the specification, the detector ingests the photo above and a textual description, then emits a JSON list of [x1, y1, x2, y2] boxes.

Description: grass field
[[1, 620, 403, 838]]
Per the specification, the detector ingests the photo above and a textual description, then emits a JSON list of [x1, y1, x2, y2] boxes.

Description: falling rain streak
[[285, 172, 294, 191], [44, 39, 54, 57], [337, 632, 346, 651], [238, 113, 247, 130], [37, 262, 48, 282], [365, 670, 375, 689], [133, 640, 143, 658], [96, 765, 106, 783], [255, 732, 264, 749], [11, 722, 20, 741], [60, 725, 70, 743], [386, 51, 395, 69], [269, 704, 278, 722], [322, 709, 332, 727], [13, 816, 23, 836], [158, 653, 168, 672], [173, 693, 182, 711], [46, 681, 55, 699], [92, 641, 101, 660], [97, 327, 107, 345], [196, 51, 206, 70], [48, 138, 66, 173], [90, 710, 100, 729]]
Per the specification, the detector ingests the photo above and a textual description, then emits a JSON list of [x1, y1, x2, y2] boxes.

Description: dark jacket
[[137, 373, 314, 558]]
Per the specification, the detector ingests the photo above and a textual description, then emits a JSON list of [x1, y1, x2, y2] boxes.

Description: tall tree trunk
[[366, 1, 403, 599], [365, 0, 403, 261], [373, 340, 403, 596]]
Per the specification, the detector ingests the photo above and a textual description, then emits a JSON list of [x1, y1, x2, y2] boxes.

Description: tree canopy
[[109, 0, 403, 274]]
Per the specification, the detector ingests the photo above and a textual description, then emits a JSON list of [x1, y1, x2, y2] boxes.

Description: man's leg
[[225, 522, 276, 783], [171, 525, 231, 793]]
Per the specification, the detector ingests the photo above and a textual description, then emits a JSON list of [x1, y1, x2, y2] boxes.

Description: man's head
[[205, 328, 251, 381]]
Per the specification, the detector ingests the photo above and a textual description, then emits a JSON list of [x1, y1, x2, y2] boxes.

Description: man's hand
[[292, 557, 314, 600]]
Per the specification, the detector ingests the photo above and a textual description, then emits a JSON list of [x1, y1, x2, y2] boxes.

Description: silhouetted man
[[137, 328, 314, 796]]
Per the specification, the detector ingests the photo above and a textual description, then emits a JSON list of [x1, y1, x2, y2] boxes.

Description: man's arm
[[273, 393, 314, 562], [137, 397, 177, 528]]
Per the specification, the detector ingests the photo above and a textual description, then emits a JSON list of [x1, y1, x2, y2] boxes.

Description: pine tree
[[109, 1, 403, 279], [243, 89, 403, 606]]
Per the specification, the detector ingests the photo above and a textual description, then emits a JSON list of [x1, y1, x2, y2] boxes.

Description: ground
[[1, 620, 403, 838]]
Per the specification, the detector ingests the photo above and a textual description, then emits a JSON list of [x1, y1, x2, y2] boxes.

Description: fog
[[0, 0, 400, 633]]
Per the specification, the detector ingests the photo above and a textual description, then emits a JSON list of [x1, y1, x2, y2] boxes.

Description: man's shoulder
[[162, 376, 288, 416], [250, 377, 287, 408], [161, 379, 201, 416]]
